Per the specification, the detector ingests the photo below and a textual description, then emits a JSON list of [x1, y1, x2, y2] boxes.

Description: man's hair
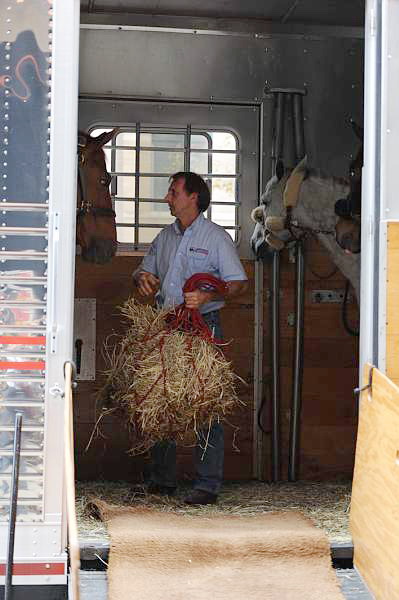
[[170, 171, 210, 213]]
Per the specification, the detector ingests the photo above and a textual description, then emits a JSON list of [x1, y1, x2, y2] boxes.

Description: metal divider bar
[[64, 361, 80, 600], [4, 412, 22, 600], [288, 240, 306, 481]]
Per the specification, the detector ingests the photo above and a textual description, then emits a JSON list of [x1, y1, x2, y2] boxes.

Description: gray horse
[[250, 157, 360, 300]]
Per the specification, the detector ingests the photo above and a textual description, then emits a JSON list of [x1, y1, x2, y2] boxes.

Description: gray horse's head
[[250, 157, 361, 300], [250, 157, 313, 258]]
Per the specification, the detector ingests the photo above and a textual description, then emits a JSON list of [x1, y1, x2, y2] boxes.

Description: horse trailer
[[0, 1, 398, 598]]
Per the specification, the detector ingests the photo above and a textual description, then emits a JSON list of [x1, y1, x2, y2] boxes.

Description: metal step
[[77, 569, 374, 600]]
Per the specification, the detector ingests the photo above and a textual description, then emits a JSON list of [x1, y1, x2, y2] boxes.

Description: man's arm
[[132, 234, 160, 296]]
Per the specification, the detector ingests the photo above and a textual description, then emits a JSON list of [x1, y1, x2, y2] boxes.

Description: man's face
[[165, 177, 198, 218]]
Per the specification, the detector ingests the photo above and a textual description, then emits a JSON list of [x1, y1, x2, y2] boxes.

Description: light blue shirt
[[135, 214, 247, 313]]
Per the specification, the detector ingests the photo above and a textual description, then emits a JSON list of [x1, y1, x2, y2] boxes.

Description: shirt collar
[[173, 213, 204, 235]]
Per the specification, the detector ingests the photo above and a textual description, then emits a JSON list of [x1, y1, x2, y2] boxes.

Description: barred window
[[91, 126, 240, 248]]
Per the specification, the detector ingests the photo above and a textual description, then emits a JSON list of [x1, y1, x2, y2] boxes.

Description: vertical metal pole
[[268, 91, 286, 481], [270, 252, 281, 481], [289, 95, 296, 166], [275, 93, 286, 162], [288, 240, 306, 481], [5, 413, 23, 600], [253, 259, 264, 479], [253, 101, 265, 480], [292, 94, 305, 162]]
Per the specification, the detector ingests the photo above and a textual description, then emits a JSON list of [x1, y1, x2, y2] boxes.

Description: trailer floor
[[77, 480, 371, 599]]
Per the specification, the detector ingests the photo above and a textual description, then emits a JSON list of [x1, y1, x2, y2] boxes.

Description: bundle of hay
[[98, 298, 243, 455]]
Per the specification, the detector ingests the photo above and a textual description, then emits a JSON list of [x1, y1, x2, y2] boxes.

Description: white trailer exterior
[[0, 1, 79, 597]]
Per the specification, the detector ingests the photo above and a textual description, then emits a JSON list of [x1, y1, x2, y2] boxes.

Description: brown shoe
[[184, 490, 217, 505], [147, 483, 176, 496]]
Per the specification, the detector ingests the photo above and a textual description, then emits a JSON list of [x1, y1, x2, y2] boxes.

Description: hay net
[[96, 274, 244, 455]]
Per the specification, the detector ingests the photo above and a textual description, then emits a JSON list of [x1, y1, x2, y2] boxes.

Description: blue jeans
[[149, 310, 224, 495]]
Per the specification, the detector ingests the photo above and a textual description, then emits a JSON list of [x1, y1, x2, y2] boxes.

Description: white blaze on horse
[[250, 157, 361, 300]]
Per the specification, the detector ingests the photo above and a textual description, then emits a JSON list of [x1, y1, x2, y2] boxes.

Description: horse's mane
[[308, 167, 348, 186], [279, 166, 349, 193], [293, 166, 349, 187]]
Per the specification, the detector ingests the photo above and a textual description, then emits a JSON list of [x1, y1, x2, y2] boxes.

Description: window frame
[[91, 124, 241, 251]]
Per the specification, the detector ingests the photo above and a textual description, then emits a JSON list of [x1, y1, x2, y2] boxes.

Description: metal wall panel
[[380, 0, 399, 219], [82, 0, 365, 27], [73, 298, 96, 381], [79, 28, 364, 179]]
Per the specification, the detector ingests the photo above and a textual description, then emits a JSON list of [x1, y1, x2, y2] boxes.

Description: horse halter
[[264, 159, 336, 251], [77, 146, 116, 219]]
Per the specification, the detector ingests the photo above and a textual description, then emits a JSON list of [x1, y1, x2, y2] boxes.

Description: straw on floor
[[91, 500, 344, 600]]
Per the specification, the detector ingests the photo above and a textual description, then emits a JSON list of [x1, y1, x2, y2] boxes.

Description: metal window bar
[[110, 131, 116, 214], [184, 124, 191, 172], [134, 123, 141, 248], [204, 132, 213, 222], [114, 172, 239, 178], [235, 133, 241, 244]]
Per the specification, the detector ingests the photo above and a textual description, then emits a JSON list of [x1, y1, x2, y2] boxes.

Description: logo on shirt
[[189, 247, 209, 256]]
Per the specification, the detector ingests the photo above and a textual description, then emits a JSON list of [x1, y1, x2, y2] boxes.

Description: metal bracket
[[311, 289, 351, 303], [353, 366, 375, 398], [49, 384, 64, 398]]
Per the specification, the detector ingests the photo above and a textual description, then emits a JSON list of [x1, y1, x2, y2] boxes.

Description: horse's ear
[[251, 206, 264, 224], [78, 131, 88, 148], [350, 120, 363, 141], [92, 128, 120, 148], [275, 160, 284, 181], [283, 155, 308, 208]]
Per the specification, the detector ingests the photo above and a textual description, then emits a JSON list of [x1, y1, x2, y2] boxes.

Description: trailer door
[[352, 1, 399, 597], [0, 0, 79, 595]]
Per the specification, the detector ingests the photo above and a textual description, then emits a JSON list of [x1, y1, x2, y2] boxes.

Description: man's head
[[167, 172, 211, 217]]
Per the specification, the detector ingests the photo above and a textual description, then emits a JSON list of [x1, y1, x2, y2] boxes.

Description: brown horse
[[77, 128, 119, 264], [334, 121, 362, 254]]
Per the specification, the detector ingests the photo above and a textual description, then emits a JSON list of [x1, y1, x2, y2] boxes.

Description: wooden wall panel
[[386, 222, 399, 386], [74, 238, 358, 483], [74, 256, 255, 482], [350, 365, 399, 599]]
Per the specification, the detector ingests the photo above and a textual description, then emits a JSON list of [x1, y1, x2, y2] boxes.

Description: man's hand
[[183, 280, 248, 309], [184, 289, 212, 309], [136, 271, 160, 296]]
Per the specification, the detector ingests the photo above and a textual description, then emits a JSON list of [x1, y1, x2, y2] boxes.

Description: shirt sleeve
[[216, 233, 248, 282], [132, 234, 160, 279]]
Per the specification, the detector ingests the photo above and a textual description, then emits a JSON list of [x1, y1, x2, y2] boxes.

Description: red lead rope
[[164, 273, 228, 343]]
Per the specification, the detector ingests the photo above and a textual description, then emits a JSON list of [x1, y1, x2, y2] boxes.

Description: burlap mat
[[92, 500, 344, 600]]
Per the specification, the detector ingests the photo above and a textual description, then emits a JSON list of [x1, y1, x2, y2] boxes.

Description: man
[[133, 171, 248, 505]]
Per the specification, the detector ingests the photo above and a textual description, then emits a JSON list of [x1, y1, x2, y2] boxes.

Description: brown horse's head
[[334, 121, 363, 254], [335, 215, 361, 254], [77, 128, 119, 264]]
